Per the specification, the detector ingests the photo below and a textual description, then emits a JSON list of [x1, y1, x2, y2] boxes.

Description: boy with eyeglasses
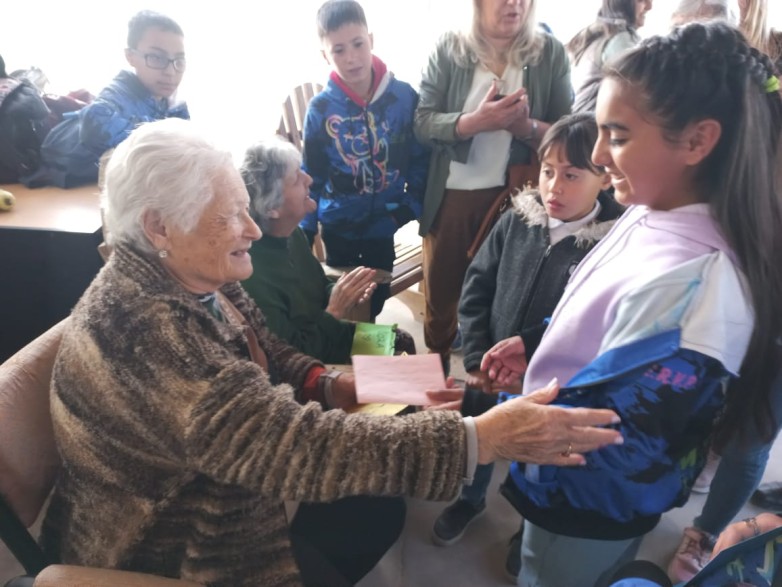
[[26, 10, 189, 188]]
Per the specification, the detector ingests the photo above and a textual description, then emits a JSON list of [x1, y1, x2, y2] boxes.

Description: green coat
[[414, 32, 573, 235], [242, 228, 355, 364]]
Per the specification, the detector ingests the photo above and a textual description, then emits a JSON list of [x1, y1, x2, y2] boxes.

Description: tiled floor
[[2, 287, 779, 586]]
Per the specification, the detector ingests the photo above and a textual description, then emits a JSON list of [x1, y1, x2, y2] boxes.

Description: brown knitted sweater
[[41, 243, 466, 586]]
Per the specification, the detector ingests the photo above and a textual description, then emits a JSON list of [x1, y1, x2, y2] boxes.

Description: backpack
[[0, 76, 51, 183]]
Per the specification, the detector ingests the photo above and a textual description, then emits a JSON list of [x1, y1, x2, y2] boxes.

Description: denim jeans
[[462, 462, 494, 505], [695, 369, 782, 535]]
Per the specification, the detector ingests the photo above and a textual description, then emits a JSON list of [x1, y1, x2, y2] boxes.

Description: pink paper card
[[352, 354, 446, 406]]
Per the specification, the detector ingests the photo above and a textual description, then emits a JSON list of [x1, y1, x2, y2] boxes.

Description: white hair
[[671, 0, 740, 26], [102, 118, 234, 255], [240, 137, 301, 231]]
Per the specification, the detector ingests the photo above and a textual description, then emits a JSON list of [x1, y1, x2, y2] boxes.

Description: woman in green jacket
[[413, 0, 572, 375]]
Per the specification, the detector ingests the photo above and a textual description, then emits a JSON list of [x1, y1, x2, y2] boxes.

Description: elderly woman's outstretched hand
[[474, 378, 622, 467], [326, 266, 377, 319]]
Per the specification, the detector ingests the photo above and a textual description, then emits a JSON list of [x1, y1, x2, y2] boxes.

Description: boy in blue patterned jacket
[[26, 10, 189, 188], [301, 0, 429, 319]]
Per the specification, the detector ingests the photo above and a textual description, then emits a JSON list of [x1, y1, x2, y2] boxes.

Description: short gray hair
[[240, 137, 301, 231], [671, 0, 739, 26], [102, 118, 234, 255]]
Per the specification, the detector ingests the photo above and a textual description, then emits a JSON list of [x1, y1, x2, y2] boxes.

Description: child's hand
[[425, 377, 464, 411], [465, 369, 493, 393], [480, 336, 527, 386]]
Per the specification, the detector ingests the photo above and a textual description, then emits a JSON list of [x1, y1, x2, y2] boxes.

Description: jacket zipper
[[518, 244, 552, 333]]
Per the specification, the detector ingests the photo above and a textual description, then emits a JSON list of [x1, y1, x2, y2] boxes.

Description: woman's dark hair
[[605, 21, 782, 447], [538, 112, 603, 175], [567, 0, 640, 66]]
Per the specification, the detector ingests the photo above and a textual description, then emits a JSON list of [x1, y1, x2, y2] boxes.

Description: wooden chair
[[0, 320, 201, 587], [276, 82, 323, 152], [276, 82, 326, 261]]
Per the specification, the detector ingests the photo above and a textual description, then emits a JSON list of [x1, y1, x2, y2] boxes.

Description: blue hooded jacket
[[300, 56, 429, 239], [27, 70, 189, 188]]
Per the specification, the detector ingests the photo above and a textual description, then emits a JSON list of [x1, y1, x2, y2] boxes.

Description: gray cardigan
[[459, 191, 624, 374], [414, 32, 573, 235]]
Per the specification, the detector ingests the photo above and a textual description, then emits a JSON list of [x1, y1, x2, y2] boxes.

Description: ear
[[369, 32, 374, 50], [320, 48, 331, 67], [683, 119, 722, 167], [125, 48, 137, 69], [266, 209, 280, 219], [142, 209, 170, 252]]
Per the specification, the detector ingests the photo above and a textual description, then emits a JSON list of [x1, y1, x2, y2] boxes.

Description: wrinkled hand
[[326, 266, 377, 319], [474, 378, 622, 466], [425, 377, 463, 411], [712, 513, 782, 556], [480, 336, 527, 387]]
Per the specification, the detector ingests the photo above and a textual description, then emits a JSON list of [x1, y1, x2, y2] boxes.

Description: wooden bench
[[321, 228, 423, 298], [388, 231, 423, 297]]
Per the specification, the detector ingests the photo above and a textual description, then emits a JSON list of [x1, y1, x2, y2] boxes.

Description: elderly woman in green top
[[414, 0, 573, 375], [240, 137, 415, 364]]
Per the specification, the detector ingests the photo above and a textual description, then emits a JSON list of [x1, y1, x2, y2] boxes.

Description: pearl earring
[[158, 249, 169, 259]]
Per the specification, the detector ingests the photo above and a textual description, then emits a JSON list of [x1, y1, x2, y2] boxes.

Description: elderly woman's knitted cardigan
[[41, 243, 466, 586]]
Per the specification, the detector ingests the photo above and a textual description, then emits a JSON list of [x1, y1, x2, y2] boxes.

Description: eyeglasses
[[130, 50, 186, 72]]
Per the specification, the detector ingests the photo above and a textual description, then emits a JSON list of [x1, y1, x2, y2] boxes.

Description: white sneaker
[[691, 450, 721, 494], [667, 527, 715, 583]]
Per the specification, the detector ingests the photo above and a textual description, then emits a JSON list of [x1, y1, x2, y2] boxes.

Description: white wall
[[4, 0, 781, 155]]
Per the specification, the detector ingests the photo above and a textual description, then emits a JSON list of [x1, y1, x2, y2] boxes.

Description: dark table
[[0, 183, 103, 361]]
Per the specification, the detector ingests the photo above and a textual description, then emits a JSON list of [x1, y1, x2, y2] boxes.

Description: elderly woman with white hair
[[41, 117, 623, 587], [240, 137, 415, 364]]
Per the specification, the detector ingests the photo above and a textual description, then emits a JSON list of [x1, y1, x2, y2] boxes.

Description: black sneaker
[[431, 499, 486, 546], [504, 528, 523, 583]]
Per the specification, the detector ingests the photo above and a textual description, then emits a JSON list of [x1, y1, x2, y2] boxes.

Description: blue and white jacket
[[300, 56, 429, 240], [30, 70, 189, 188], [501, 205, 754, 540]]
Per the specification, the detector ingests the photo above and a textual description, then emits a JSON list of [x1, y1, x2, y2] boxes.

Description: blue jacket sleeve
[[506, 348, 731, 522], [78, 101, 134, 156]]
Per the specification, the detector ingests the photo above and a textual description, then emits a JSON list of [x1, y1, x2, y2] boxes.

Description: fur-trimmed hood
[[511, 189, 623, 248]]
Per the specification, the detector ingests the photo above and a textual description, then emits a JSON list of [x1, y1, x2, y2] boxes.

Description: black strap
[[0, 494, 49, 576]]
